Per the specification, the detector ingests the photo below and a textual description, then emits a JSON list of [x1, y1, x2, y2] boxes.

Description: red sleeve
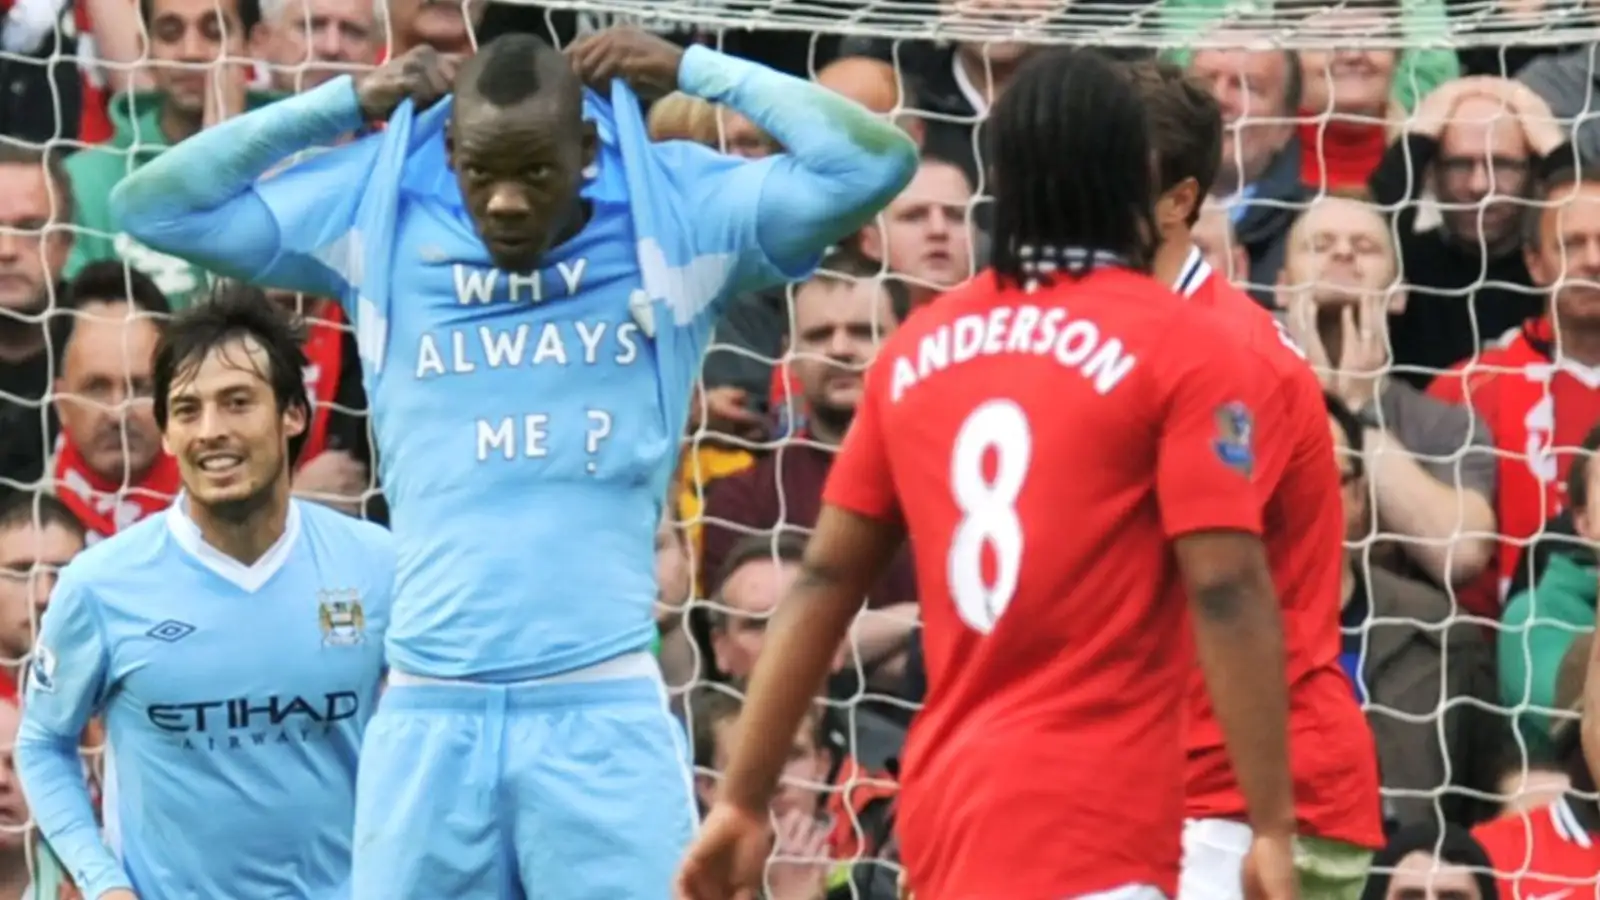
[[822, 368, 899, 522], [1246, 369, 1304, 507], [1153, 323, 1268, 538]]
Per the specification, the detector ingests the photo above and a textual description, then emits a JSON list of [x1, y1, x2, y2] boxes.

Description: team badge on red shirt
[[1212, 402, 1255, 477]]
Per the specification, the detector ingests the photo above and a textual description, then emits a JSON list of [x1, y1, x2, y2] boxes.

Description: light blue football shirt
[[109, 48, 918, 683], [15, 499, 394, 900], [291, 92, 808, 680]]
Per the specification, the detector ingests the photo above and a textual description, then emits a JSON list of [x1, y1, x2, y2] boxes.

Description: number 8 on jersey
[[948, 399, 1032, 633]]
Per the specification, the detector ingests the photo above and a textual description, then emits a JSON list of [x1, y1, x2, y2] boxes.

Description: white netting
[[2, 0, 1600, 894]]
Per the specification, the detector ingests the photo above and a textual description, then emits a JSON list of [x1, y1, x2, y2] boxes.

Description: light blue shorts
[[350, 654, 697, 900]]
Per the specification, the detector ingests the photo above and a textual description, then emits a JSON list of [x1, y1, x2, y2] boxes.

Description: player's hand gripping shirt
[[1176, 249, 1385, 850], [823, 263, 1269, 900], [15, 500, 394, 900], [108, 53, 916, 681]]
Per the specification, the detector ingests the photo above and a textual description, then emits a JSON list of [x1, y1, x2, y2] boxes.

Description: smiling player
[[15, 289, 393, 900]]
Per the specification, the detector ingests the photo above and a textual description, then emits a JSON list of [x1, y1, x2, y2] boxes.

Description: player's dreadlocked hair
[[988, 48, 1159, 288]]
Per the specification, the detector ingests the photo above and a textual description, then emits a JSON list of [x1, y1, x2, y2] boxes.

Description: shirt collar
[[1173, 245, 1212, 298]]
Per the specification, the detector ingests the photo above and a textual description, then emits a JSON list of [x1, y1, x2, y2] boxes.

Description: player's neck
[[1151, 235, 1192, 290], [1554, 317, 1600, 367], [188, 480, 292, 567], [159, 99, 205, 145], [553, 201, 592, 250]]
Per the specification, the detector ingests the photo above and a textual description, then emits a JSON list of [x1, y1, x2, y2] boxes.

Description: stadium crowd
[[3, 0, 1600, 896]]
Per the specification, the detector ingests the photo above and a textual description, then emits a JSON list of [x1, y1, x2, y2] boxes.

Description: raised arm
[[568, 30, 918, 278], [675, 46, 918, 271], [108, 77, 368, 296], [14, 573, 125, 900], [109, 47, 460, 298]]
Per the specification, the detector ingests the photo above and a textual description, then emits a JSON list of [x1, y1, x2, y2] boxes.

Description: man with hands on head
[[109, 24, 916, 900]]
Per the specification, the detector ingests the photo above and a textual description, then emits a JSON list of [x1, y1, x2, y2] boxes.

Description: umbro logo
[[146, 620, 196, 643]]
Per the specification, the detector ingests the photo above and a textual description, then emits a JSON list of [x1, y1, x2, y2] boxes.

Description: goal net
[[1, 0, 1599, 894]]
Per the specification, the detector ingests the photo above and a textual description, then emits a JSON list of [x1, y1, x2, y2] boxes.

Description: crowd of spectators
[[6, 0, 1600, 895]]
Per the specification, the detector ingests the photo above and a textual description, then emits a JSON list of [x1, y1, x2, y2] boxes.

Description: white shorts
[[1079, 886, 1167, 900], [1177, 818, 1252, 900]]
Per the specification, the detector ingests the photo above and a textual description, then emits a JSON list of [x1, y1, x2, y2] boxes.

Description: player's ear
[[579, 120, 599, 173], [283, 399, 308, 440], [857, 220, 884, 263], [1163, 177, 1200, 231]]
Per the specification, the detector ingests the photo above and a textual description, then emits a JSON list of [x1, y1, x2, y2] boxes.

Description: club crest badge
[[1212, 401, 1255, 478], [28, 645, 57, 694], [318, 590, 366, 647]]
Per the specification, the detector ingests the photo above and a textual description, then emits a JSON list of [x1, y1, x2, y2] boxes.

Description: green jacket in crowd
[[64, 90, 281, 309], [1500, 550, 1597, 759], [1159, 0, 1460, 112]]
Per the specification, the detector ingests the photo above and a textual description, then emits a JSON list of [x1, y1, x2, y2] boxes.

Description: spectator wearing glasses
[[1371, 75, 1567, 387]]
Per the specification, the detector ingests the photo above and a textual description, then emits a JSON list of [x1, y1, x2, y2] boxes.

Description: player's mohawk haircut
[[468, 33, 556, 108], [987, 47, 1159, 287]]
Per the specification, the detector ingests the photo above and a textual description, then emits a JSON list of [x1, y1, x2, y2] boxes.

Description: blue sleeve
[[109, 76, 373, 300], [674, 45, 918, 292], [14, 569, 128, 900]]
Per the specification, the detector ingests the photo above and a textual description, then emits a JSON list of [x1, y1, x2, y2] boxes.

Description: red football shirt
[[1428, 317, 1600, 610], [824, 262, 1269, 900], [1474, 796, 1600, 897], [1177, 251, 1385, 850]]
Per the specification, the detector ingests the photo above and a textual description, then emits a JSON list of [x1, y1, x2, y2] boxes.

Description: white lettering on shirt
[[453, 259, 590, 305], [889, 304, 1138, 403]]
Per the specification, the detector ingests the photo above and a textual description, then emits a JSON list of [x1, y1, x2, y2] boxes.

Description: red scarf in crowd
[[1298, 115, 1388, 192], [299, 302, 346, 463], [54, 437, 180, 543]]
